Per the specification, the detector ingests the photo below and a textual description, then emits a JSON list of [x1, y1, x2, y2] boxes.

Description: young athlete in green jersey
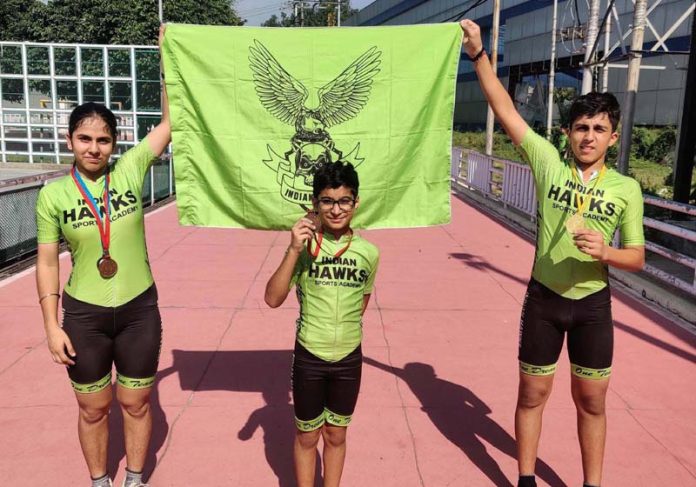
[[35, 26, 171, 487], [460, 19, 645, 487], [265, 161, 379, 487]]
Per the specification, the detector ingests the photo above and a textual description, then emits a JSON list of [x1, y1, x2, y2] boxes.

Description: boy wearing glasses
[[264, 161, 379, 487]]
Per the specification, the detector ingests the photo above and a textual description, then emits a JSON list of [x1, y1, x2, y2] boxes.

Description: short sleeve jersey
[[518, 129, 644, 299], [36, 138, 157, 307], [290, 233, 379, 362]]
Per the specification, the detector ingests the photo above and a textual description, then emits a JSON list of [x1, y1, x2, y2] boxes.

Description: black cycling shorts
[[292, 341, 362, 432], [61, 285, 162, 393], [518, 278, 613, 380]]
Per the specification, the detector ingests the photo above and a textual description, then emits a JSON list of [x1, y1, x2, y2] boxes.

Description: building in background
[[347, 0, 693, 130], [0, 43, 162, 163]]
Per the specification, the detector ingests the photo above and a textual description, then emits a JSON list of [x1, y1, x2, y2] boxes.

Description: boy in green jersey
[[265, 161, 379, 487], [460, 19, 645, 487]]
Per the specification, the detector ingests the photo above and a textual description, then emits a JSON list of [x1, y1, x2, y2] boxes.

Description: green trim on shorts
[[324, 408, 352, 427], [519, 361, 557, 376], [295, 413, 325, 432], [571, 364, 611, 380], [72, 372, 112, 394], [116, 373, 155, 389]]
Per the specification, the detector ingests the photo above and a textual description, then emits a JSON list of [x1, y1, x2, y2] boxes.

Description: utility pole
[[546, 0, 558, 139], [582, 0, 601, 94], [601, 0, 612, 92], [673, 10, 696, 203], [485, 0, 501, 155], [617, 0, 647, 175], [337, 0, 342, 26], [158, 0, 163, 23]]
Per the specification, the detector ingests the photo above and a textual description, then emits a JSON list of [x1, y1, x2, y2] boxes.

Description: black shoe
[[518, 476, 537, 487]]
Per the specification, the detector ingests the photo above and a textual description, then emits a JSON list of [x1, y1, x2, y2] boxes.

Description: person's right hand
[[47, 326, 76, 366], [460, 19, 483, 59], [289, 213, 317, 253]]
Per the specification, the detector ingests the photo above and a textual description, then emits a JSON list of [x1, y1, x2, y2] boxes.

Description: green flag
[[162, 23, 462, 229]]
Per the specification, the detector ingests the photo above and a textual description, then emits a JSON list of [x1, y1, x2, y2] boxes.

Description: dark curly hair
[[312, 161, 360, 198]]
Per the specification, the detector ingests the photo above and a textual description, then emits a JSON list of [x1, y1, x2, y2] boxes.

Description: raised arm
[[460, 19, 529, 145], [147, 24, 171, 157], [264, 216, 316, 308]]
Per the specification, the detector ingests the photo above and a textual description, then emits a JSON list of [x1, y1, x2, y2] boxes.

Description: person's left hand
[[573, 228, 608, 261]]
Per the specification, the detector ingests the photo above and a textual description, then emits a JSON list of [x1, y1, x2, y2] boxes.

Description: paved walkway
[[1, 195, 694, 486]]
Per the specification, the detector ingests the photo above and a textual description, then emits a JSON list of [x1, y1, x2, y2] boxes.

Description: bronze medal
[[97, 255, 118, 279]]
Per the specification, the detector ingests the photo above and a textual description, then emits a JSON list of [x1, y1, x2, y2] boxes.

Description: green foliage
[[645, 127, 676, 164], [0, 0, 45, 41], [630, 126, 656, 159], [553, 87, 576, 128], [261, 0, 358, 27], [1, 0, 243, 44], [452, 130, 521, 161], [628, 126, 677, 168]]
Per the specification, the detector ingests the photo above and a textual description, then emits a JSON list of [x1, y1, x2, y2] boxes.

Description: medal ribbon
[[308, 230, 353, 260], [570, 161, 607, 217], [71, 166, 111, 256]]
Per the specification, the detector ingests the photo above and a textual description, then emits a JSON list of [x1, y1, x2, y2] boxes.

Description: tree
[[261, 1, 358, 27], [1, 0, 243, 45], [0, 0, 45, 41]]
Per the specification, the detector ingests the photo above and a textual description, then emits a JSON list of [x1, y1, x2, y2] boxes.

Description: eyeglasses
[[317, 197, 356, 211]]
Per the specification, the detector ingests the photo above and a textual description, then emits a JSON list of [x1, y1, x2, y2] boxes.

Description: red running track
[[1, 195, 694, 486]]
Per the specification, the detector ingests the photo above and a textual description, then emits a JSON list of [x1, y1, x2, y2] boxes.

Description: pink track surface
[[1, 196, 694, 486]]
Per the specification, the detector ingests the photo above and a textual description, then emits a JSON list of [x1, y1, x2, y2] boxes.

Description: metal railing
[[451, 148, 696, 296], [0, 156, 174, 266]]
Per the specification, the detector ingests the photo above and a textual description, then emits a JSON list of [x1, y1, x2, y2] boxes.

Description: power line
[[441, 0, 489, 23]]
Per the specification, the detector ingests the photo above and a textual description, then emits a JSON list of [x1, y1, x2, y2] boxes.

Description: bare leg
[[515, 372, 555, 476], [571, 375, 610, 486], [294, 428, 322, 487], [322, 425, 348, 487], [116, 385, 153, 473], [75, 386, 113, 479]]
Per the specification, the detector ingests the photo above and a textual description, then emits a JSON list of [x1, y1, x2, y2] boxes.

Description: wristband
[[469, 47, 486, 63]]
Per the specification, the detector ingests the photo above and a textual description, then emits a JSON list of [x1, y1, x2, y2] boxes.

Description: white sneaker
[[121, 480, 149, 487]]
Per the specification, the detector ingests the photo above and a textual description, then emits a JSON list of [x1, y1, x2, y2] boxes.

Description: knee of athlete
[[79, 403, 111, 424], [573, 389, 607, 416], [322, 426, 347, 448], [119, 397, 151, 419], [517, 383, 552, 409], [296, 429, 322, 449]]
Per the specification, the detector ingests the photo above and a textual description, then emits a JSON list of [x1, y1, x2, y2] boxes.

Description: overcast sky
[[235, 0, 375, 26]]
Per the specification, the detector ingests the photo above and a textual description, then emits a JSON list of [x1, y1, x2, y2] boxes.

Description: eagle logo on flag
[[249, 40, 381, 207]]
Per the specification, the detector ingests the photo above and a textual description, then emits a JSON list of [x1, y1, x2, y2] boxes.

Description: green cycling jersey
[[518, 129, 644, 299], [291, 232, 379, 362], [36, 138, 157, 307]]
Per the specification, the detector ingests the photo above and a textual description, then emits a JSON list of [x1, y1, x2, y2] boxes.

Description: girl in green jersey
[[36, 26, 172, 487]]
